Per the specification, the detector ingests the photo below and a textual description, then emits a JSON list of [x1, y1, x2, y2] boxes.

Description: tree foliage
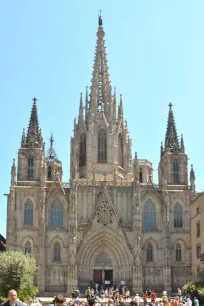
[[183, 270, 204, 303], [0, 251, 37, 297]]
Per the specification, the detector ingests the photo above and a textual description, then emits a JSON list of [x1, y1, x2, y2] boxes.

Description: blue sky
[[1, 0, 204, 237]]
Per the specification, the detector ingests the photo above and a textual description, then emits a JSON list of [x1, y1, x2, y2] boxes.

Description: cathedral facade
[[6, 16, 196, 295]]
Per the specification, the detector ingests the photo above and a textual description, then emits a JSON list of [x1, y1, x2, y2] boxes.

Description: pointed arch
[[176, 243, 182, 262], [24, 199, 33, 225], [173, 159, 179, 184], [50, 198, 63, 227], [174, 202, 183, 228], [147, 243, 153, 262], [79, 133, 86, 167], [24, 241, 32, 254], [47, 165, 52, 180], [118, 133, 124, 168], [143, 199, 156, 230], [98, 129, 107, 163]]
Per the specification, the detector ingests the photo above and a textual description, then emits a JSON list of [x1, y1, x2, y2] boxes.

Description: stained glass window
[[98, 129, 107, 163], [173, 159, 179, 184], [176, 243, 182, 261], [24, 199, 33, 225], [147, 243, 153, 262], [54, 242, 61, 261], [174, 202, 183, 228], [24, 241, 31, 254], [50, 198, 63, 227], [143, 199, 156, 230]]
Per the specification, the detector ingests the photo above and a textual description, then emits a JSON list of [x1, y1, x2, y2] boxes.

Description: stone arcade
[[6, 15, 195, 295]]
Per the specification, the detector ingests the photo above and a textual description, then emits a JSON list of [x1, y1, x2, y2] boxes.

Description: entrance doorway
[[93, 269, 113, 289]]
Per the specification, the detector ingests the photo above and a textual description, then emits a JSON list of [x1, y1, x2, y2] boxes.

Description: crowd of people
[[0, 288, 201, 306]]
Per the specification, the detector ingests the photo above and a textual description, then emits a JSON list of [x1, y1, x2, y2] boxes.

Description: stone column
[[6, 189, 16, 251], [67, 182, 78, 294]]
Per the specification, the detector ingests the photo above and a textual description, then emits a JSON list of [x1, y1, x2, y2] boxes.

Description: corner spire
[[46, 133, 58, 161], [90, 14, 112, 117], [26, 97, 43, 147], [190, 164, 196, 192], [164, 103, 179, 151]]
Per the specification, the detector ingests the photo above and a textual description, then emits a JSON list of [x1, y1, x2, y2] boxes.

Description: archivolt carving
[[95, 252, 112, 266]]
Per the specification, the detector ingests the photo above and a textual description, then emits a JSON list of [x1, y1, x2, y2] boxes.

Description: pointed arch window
[[139, 168, 143, 183], [147, 243, 153, 262], [143, 199, 156, 230], [50, 198, 63, 227], [174, 202, 183, 228], [53, 242, 61, 262], [118, 134, 124, 168], [79, 133, 86, 167], [28, 156, 34, 179], [24, 241, 32, 254], [48, 166, 52, 180], [24, 199, 33, 225], [173, 159, 179, 184], [98, 129, 107, 163], [176, 243, 182, 262]]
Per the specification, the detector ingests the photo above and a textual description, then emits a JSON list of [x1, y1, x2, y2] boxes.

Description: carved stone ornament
[[95, 252, 112, 266]]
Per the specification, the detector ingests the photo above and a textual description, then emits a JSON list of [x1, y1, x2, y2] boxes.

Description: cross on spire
[[32, 96, 37, 103], [168, 102, 172, 109]]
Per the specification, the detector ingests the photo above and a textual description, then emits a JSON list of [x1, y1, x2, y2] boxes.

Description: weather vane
[[98, 9, 103, 26]]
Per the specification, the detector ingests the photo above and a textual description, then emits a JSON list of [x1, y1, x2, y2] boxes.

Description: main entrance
[[94, 269, 113, 288]]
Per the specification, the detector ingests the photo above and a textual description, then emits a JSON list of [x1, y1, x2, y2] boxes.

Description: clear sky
[[1, 0, 204, 237]]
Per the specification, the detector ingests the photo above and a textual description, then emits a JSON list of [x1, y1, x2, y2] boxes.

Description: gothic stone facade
[[6, 17, 196, 295]]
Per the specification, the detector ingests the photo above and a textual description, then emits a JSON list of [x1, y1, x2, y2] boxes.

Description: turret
[[190, 164, 196, 192], [11, 159, 16, 186], [46, 134, 62, 181], [158, 103, 188, 187]]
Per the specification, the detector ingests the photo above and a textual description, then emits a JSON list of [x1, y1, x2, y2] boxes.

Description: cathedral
[[6, 15, 196, 295]]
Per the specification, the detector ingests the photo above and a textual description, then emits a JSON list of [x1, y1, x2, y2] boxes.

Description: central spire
[[90, 13, 112, 116], [164, 103, 179, 151]]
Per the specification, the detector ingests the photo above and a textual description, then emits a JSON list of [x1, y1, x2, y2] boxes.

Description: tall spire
[[26, 97, 42, 147], [164, 103, 179, 151], [90, 13, 112, 116]]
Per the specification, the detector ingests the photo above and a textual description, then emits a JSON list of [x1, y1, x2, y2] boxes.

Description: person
[[177, 289, 182, 298], [151, 292, 157, 303], [193, 297, 199, 306], [134, 294, 140, 306], [185, 298, 192, 306], [1, 290, 18, 306], [53, 295, 66, 306], [85, 288, 91, 301]]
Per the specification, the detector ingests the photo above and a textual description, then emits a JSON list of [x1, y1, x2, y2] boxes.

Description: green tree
[[0, 251, 37, 297]]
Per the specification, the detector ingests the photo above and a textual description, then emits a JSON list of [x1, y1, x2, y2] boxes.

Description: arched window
[[98, 129, 107, 163], [147, 243, 153, 262], [139, 168, 143, 183], [173, 159, 179, 184], [176, 243, 182, 262], [24, 199, 33, 225], [50, 198, 63, 227], [79, 133, 86, 167], [28, 156, 34, 179], [118, 134, 123, 168], [24, 241, 32, 254], [143, 199, 156, 230], [174, 202, 183, 228], [54, 242, 61, 262], [48, 166, 52, 180]]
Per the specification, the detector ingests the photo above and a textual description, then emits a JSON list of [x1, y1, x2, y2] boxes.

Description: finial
[[32, 96, 37, 103], [12, 159, 16, 167], [50, 133, 54, 149], [98, 10, 103, 26], [168, 102, 173, 109], [135, 152, 138, 160]]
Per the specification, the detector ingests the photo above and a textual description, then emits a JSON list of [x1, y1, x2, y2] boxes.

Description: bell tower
[[70, 14, 133, 181], [17, 97, 45, 183], [158, 103, 188, 187]]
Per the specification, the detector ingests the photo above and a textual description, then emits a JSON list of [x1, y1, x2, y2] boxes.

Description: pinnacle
[[26, 97, 42, 147], [164, 103, 179, 151]]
